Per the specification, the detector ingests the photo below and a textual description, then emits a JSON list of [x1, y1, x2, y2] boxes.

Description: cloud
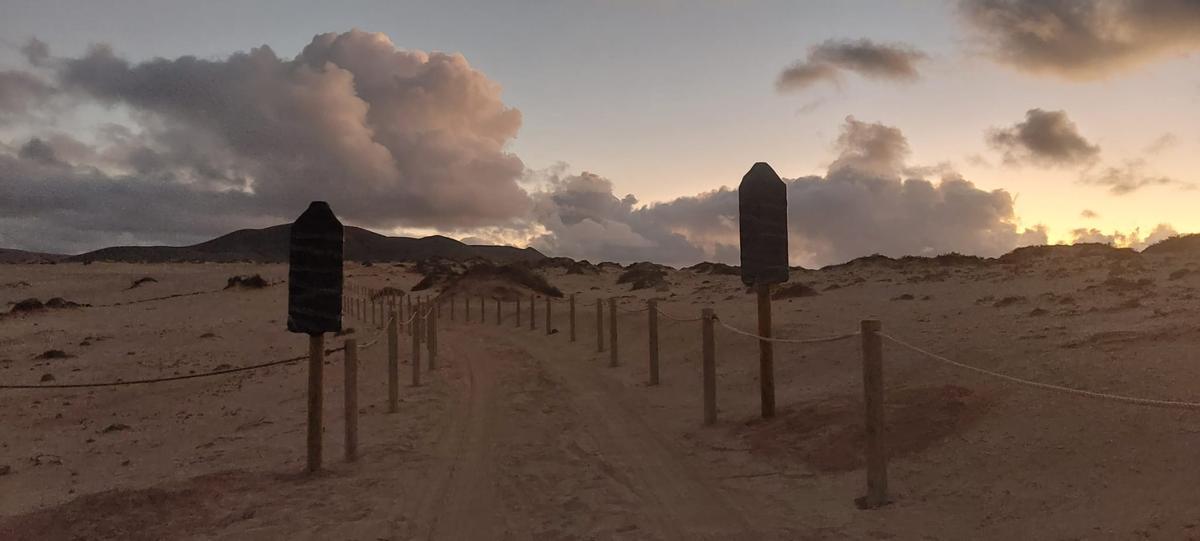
[[531, 117, 1045, 267], [776, 39, 927, 92], [1080, 209, 1098, 219], [1078, 159, 1193, 195], [1069, 223, 1177, 250], [0, 70, 54, 124], [36, 30, 527, 232], [1144, 133, 1179, 154], [958, 0, 1200, 78], [986, 108, 1100, 167], [20, 37, 50, 67]]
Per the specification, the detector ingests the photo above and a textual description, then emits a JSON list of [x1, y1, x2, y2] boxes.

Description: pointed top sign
[[739, 162, 788, 285], [288, 201, 344, 334]]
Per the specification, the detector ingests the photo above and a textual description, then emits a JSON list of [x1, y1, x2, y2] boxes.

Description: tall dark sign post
[[287, 201, 344, 473], [739, 162, 788, 419]]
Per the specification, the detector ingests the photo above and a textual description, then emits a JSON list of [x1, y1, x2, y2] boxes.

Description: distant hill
[[0, 248, 67, 264], [61, 225, 544, 264]]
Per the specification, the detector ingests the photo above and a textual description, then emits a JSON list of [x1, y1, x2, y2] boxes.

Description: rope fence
[[880, 332, 1200, 411]]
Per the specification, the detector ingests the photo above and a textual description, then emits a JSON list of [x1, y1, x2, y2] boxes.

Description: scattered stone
[[993, 296, 1027, 308], [44, 297, 82, 309], [199, 332, 217, 339], [10, 298, 44, 313], [0, 464, 10, 475], [127, 276, 158, 289], [225, 274, 269, 289]]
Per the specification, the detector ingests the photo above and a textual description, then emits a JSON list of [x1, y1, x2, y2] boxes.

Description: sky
[[1, 0, 1198, 266]]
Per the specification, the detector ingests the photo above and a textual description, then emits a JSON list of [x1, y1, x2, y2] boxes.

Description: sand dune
[[4, 250, 1200, 539]]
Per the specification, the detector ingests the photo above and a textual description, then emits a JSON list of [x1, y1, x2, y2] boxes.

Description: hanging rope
[[881, 333, 1200, 411]]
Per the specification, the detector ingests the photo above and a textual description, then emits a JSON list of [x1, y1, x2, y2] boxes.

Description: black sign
[[738, 162, 789, 285], [288, 201, 344, 334]]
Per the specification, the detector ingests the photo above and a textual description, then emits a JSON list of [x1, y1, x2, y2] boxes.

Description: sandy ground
[[4, 254, 1200, 539]]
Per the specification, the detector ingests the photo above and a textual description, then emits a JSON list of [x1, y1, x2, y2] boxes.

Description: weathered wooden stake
[[450, 294, 455, 321], [408, 295, 415, 336], [344, 338, 358, 462], [530, 293, 536, 331], [702, 309, 716, 425], [465, 294, 470, 322], [648, 299, 660, 385], [596, 299, 604, 353], [516, 297, 521, 327], [479, 296, 485, 324], [609, 297, 618, 367], [399, 295, 406, 334], [427, 300, 438, 370], [412, 303, 423, 385], [545, 296, 552, 335], [757, 283, 775, 418], [861, 319, 888, 508], [569, 294, 576, 342], [388, 309, 399, 413], [307, 333, 324, 472]]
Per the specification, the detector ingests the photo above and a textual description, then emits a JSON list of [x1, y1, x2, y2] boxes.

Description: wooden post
[[861, 319, 887, 508], [465, 294, 470, 322], [757, 283, 775, 419], [450, 294, 455, 321], [398, 295, 406, 334], [412, 303, 422, 386], [569, 294, 576, 342], [307, 333, 324, 472], [388, 309, 399, 413], [407, 295, 414, 336], [479, 296, 485, 324], [648, 299, 660, 385], [530, 293, 536, 331], [609, 297, 618, 367], [545, 296, 552, 335], [344, 338, 358, 462], [702, 309, 716, 425], [516, 297, 521, 327], [596, 299, 604, 353], [370, 295, 376, 327], [427, 301, 437, 370]]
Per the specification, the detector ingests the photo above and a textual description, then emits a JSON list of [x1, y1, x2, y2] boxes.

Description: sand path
[[406, 320, 755, 540]]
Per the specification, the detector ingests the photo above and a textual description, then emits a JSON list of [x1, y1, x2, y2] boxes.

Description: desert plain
[[3, 244, 1200, 539]]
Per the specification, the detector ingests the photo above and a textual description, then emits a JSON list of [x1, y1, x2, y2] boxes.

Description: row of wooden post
[[307, 287, 442, 472], [343, 286, 889, 509]]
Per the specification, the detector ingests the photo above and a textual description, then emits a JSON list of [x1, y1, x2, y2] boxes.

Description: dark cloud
[[958, 0, 1200, 78], [986, 108, 1100, 167], [777, 39, 927, 92], [1079, 159, 1193, 195], [1080, 209, 1098, 219], [21, 37, 50, 67], [531, 117, 1045, 267], [0, 70, 54, 124], [0, 152, 266, 254]]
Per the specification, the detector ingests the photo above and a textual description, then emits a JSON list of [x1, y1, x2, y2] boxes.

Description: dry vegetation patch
[[735, 385, 986, 473], [0, 470, 270, 541]]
